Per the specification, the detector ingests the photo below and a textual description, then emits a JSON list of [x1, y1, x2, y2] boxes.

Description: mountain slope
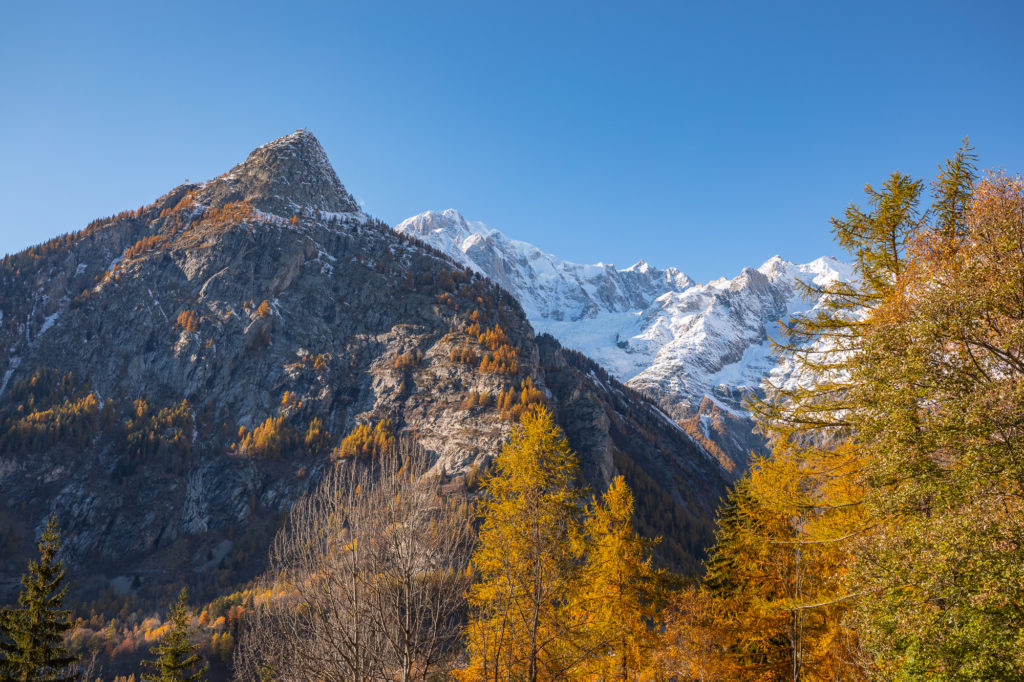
[[396, 209, 853, 472], [0, 132, 728, 610]]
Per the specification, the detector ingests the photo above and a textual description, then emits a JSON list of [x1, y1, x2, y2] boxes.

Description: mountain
[[396, 209, 853, 473], [0, 132, 728, 611]]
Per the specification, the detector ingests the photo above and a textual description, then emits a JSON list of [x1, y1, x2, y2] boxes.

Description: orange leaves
[[175, 309, 199, 332], [450, 319, 519, 373], [123, 233, 170, 260], [656, 589, 737, 681], [159, 190, 197, 218], [476, 324, 508, 350], [197, 200, 256, 228], [460, 390, 492, 410], [255, 300, 272, 318], [459, 322, 519, 375], [393, 350, 422, 370], [124, 197, 257, 267]]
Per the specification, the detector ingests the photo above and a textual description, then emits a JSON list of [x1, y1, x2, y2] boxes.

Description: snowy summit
[[397, 209, 853, 470]]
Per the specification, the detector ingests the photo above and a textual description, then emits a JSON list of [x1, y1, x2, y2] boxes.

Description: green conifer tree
[[141, 589, 206, 682], [0, 515, 78, 682]]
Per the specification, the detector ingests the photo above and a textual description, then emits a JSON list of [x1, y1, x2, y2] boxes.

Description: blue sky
[[1, 1, 1021, 281]]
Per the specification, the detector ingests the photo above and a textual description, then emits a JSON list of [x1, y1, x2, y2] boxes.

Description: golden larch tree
[[459, 405, 583, 682]]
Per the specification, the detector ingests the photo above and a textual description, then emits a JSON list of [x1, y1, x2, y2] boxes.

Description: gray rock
[[0, 131, 729, 607]]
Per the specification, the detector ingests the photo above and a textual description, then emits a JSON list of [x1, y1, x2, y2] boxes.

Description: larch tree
[[0, 515, 78, 682], [459, 404, 584, 682], [571, 475, 670, 681], [690, 142, 984, 681], [141, 588, 206, 682], [848, 167, 1024, 679]]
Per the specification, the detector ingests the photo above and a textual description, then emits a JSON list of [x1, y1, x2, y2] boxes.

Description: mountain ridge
[[396, 208, 853, 472], [0, 132, 729, 611]]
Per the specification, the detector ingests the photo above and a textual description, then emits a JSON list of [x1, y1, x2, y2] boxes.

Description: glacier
[[397, 208, 853, 472]]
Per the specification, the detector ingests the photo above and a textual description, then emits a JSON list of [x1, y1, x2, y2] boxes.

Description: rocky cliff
[[0, 131, 728, 610]]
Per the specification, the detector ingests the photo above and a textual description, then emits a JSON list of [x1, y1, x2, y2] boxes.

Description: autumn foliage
[[333, 418, 396, 460], [460, 405, 670, 681], [496, 377, 545, 421], [664, 144, 1024, 680], [176, 309, 199, 332], [236, 413, 331, 459], [392, 350, 422, 370]]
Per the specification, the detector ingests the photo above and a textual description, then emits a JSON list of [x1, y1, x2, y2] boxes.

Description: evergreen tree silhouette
[[0, 514, 78, 682], [141, 588, 206, 682]]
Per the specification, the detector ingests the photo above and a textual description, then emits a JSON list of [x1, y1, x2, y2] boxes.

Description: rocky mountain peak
[[0, 155, 730, 603], [197, 129, 360, 217]]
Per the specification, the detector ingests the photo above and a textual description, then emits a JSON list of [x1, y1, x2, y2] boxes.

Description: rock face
[[201, 129, 360, 216], [397, 210, 853, 473], [0, 132, 728, 608]]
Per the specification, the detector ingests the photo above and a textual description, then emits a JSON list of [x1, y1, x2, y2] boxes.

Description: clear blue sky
[[1, 1, 1021, 281]]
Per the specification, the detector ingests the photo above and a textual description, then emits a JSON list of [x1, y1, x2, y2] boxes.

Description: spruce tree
[[141, 589, 206, 682], [0, 514, 78, 682]]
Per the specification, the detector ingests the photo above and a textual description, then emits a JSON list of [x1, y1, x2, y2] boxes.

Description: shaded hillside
[[0, 131, 728, 612]]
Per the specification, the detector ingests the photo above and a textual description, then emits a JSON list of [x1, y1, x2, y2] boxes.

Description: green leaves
[[141, 588, 206, 682], [735, 147, 1022, 680]]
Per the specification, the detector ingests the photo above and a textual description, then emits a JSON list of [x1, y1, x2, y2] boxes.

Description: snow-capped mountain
[[396, 209, 694, 322], [396, 209, 853, 472]]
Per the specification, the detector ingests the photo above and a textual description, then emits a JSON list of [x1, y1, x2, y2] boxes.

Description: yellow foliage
[[572, 476, 670, 681], [237, 415, 293, 458], [304, 417, 330, 455], [496, 377, 545, 421], [480, 343, 519, 374], [476, 324, 509, 350], [333, 418, 396, 460], [459, 405, 583, 680], [450, 346, 479, 364]]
